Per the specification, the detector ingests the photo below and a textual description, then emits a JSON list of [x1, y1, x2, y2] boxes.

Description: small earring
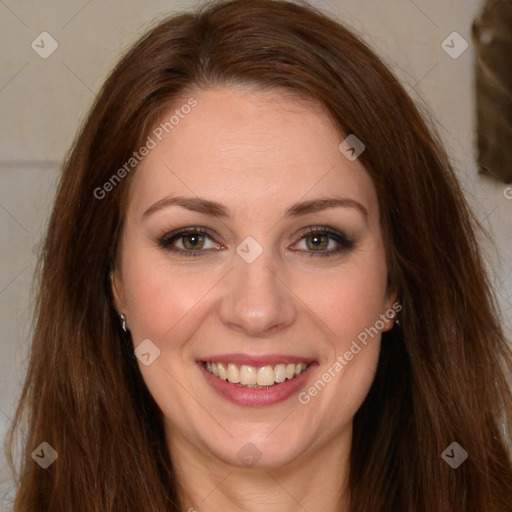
[[388, 311, 399, 325], [119, 313, 127, 332]]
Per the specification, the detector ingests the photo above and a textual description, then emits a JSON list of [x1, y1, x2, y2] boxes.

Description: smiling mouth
[[202, 361, 309, 388]]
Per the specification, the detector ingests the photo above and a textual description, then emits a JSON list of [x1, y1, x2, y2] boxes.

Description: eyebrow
[[142, 195, 368, 222]]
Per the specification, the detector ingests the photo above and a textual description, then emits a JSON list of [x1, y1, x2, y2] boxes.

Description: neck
[[168, 427, 352, 512]]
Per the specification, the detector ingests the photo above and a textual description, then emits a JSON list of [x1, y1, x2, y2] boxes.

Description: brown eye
[[304, 234, 330, 251], [181, 233, 206, 250], [291, 227, 354, 258], [158, 227, 222, 257]]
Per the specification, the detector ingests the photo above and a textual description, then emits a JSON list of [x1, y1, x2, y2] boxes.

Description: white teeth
[[227, 363, 240, 383], [257, 366, 275, 386], [204, 361, 309, 387], [239, 365, 257, 385], [217, 362, 227, 380], [295, 363, 306, 376], [274, 363, 287, 383], [286, 363, 296, 380]]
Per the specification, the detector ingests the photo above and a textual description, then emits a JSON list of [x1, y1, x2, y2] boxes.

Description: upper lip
[[198, 353, 316, 367]]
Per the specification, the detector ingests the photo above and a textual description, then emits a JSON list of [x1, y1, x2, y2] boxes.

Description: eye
[[291, 226, 354, 257], [156, 225, 354, 258], [157, 227, 223, 257]]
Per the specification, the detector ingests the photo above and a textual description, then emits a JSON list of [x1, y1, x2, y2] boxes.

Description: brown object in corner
[[472, 0, 512, 183]]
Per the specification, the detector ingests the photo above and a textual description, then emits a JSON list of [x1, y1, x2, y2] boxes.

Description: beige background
[[1, 0, 511, 508]]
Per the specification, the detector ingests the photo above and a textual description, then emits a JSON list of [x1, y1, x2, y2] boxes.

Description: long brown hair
[[5, 1, 512, 510]]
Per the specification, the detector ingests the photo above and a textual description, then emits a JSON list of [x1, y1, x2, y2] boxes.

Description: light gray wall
[[1, 0, 511, 508]]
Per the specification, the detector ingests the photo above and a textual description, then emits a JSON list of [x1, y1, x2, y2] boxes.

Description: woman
[[6, 0, 512, 510]]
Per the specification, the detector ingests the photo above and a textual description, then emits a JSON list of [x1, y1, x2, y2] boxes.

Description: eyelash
[[156, 225, 354, 259]]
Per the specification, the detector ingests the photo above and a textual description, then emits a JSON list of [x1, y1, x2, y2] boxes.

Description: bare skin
[[112, 86, 397, 512]]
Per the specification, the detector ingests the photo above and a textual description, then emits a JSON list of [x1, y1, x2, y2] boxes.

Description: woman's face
[[112, 86, 397, 470]]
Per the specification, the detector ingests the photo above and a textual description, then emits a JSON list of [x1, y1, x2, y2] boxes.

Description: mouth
[[197, 354, 318, 407], [202, 361, 309, 388]]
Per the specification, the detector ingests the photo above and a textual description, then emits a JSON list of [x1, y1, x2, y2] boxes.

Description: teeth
[[239, 365, 257, 385], [204, 361, 309, 387], [217, 362, 227, 380], [274, 363, 287, 383], [227, 363, 240, 383], [295, 363, 306, 376], [257, 366, 274, 386]]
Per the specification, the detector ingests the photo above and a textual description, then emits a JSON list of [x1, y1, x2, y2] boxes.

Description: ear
[[110, 267, 127, 315], [381, 286, 401, 333]]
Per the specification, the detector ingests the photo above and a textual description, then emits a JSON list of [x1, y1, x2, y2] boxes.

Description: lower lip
[[198, 362, 318, 407]]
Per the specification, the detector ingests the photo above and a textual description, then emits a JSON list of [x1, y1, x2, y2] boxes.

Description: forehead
[[126, 86, 378, 223]]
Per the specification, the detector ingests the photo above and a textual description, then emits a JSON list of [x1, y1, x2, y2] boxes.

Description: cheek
[[296, 256, 389, 350], [121, 252, 214, 344], [291, 259, 387, 436]]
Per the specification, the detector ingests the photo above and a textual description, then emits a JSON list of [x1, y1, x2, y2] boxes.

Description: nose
[[218, 249, 298, 337]]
